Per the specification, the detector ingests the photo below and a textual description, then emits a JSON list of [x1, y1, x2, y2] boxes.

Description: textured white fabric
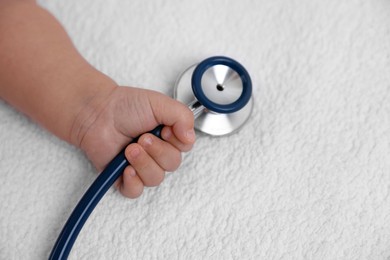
[[1, 0, 390, 259]]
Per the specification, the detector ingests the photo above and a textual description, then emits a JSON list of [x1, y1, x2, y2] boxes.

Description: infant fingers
[[116, 166, 144, 199], [138, 133, 182, 172], [125, 143, 165, 187], [120, 130, 188, 198], [161, 126, 194, 152]]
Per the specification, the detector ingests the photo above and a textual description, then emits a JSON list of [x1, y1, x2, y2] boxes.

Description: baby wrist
[[69, 78, 118, 148]]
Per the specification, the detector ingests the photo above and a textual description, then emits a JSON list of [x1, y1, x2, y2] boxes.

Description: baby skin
[[0, 1, 195, 198]]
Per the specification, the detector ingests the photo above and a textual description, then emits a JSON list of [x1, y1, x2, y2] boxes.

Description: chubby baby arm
[[0, 1, 195, 198]]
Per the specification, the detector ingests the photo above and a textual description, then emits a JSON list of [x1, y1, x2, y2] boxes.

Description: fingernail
[[163, 127, 172, 140], [130, 148, 140, 158], [143, 136, 153, 146], [129, 167, 136, 177], [186, 129, 195, 142]]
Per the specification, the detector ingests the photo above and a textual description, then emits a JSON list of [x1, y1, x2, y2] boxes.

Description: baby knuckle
[[124, 144, 141, 161], [146, 171, 165, 187], [181, 143, 193, 153], [169, 152, 182, 171]]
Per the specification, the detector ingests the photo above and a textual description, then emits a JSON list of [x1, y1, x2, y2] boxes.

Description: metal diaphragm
[[174, 57, 253, 136]]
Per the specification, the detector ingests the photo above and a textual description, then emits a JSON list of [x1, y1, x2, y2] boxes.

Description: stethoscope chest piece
[[174, 56, 254, 136]]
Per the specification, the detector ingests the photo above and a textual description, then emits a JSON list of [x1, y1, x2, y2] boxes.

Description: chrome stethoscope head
[[175, 56, 253, 136]]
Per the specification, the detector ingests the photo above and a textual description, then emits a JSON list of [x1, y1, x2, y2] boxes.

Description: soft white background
[[1, 0, 390, 259]]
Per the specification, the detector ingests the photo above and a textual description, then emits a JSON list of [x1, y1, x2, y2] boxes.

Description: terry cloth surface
[[1, 0, 390, 259]]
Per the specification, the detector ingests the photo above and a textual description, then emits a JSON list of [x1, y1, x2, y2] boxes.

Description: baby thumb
[[148, 91, 195, 145]]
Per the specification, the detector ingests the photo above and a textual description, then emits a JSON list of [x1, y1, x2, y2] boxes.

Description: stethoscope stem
[[188, 100, 206, 119]]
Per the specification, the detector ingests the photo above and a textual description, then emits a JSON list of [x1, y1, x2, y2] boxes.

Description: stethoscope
[[49, 56, 253, 260]]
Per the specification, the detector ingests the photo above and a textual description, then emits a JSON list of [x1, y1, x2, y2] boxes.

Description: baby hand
[[72, 86, 195, 198]]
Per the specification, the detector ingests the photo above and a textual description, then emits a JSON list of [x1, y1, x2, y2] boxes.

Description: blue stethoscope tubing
[[49, 56, 252, 260]]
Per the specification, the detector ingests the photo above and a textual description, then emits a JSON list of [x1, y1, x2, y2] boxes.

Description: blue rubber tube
[[49, 125, 163, 260]]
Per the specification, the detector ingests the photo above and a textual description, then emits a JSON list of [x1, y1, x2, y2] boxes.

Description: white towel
[[1, 0, 390, 259]]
